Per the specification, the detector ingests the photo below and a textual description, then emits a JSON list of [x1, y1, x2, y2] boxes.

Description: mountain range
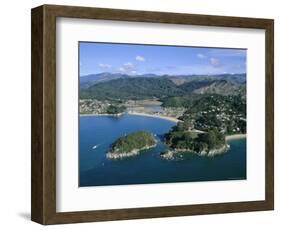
[[80, 72, 246, 88], [80, 72, 160, 89], [80, 73, 246, 100]]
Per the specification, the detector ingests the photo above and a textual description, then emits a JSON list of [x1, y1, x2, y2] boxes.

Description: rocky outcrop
[[160, 144, 230, 160], [107, 144, 156, 159]]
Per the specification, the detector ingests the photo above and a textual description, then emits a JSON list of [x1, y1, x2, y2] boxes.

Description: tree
[[196, 129, 224, 150], [106, 105, 126, 114]]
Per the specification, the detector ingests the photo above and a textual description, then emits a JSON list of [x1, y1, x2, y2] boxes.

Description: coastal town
[[79, 69, 247, 160], [80, 94, 246, 136], [79, 92, 246, 160], [79, 98, 185, 122]]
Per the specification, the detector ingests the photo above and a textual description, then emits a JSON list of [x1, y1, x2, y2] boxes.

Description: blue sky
[[79, 42, 246, 76]]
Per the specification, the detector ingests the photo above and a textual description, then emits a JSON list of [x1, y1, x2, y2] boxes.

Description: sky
[[79, 42, 246, 76]]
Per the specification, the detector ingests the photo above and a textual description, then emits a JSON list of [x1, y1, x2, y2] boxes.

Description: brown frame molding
[[31, 4, 274, 225]]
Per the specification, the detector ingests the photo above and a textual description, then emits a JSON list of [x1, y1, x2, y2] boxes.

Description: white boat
[[92, 145, 98, 149]]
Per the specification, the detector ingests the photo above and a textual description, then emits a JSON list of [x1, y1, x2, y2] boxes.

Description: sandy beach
[[80, 113, 124, 117], [127, 111, 180, 123], [80, 113, 245, 140], [226, 134, 246, 140], [80, 111, 180, 123]]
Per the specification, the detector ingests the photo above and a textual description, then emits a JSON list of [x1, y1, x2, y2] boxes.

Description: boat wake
[[92, 144, 99, 150]]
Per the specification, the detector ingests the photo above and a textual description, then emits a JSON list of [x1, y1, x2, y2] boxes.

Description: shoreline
[[80, 112, 125, 117], [107, 143, 157, 160], [225, 134, 246, 140], [161, 144, 230, 160], [80, 113, 245, 139], [127, 111, 179, 123], [80, 111, 180, 123]]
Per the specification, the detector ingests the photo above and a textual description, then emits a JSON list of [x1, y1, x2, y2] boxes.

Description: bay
[[79, 114, 246, 187]]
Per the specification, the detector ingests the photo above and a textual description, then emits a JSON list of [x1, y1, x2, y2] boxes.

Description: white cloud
[[135, 55, 145, 62], [119, 62, 137, 75], [209, 57, 221, 67], [197, 53, 207, 59], [123, 62, 134, 69], [98, 63, 111, 69]]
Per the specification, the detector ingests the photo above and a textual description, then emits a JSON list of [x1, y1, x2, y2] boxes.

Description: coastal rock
[[107, 144, 156, 159], [160, 144, 230, 160], [206, 144, 230, 156], [160, 150, 175, 160]]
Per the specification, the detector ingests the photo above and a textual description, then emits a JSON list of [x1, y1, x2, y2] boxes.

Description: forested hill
[[80, 75, 246, 101], [179, 79, 246, 95], [80, 72, 246, 87], [80, 77, 184, 100]]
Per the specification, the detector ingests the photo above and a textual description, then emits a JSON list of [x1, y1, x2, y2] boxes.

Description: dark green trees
[[110, 131, 156, 154], [106, 105, 126, 114], [165, 127, 226, 153]]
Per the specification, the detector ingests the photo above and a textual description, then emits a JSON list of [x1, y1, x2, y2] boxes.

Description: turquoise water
[[79, 114, 246, 187]]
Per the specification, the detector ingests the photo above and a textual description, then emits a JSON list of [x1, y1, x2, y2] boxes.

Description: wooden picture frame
[[31, 4, 274, 225]]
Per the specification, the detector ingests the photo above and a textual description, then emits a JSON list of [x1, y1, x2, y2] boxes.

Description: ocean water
[[79, 114, 246, 187]]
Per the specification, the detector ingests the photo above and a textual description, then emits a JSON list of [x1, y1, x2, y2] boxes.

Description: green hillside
[[110, 131, 156, 154], [80, 76, 246, 101], [80, 77, 184, 100]]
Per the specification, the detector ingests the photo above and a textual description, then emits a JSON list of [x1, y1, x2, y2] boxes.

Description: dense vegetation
[[165, 128, 225, 153], [163, 93, 246, 153], [110, 131, 156, 154], [80, 78, 184, 100], [80, 72, 246, 88], [183, 94, 246, 134], [106, 104, 126, 114], [80, 75, 246, 101]]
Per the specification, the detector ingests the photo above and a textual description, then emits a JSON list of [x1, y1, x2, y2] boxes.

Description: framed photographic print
[[31, 4, 274, 225]]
